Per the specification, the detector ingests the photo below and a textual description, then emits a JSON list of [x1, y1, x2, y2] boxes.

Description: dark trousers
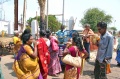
[[94, 60, 107, 79], [83, 42, 90, 59]]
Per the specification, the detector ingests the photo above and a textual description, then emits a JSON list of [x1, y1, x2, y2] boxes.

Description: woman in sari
[[63, 35, 88, 79], [46, 30, 62, 76], [13, 31, 22, 57], [37, 30, 50, 79], [13, 34, 41, 79]]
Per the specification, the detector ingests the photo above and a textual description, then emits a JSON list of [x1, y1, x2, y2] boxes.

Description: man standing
[[94, 22, 114, 79], [56, 25, 68, 44], [82, 24, 94, 60]]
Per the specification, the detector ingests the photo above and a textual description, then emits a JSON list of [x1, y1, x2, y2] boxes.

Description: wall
[[0, 20, 9, 34]]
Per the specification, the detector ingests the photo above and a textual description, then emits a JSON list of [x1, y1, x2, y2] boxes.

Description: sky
[[1, 0, 120, 30]]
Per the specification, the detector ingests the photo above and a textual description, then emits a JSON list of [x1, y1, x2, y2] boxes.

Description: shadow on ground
[[5, 62, 16, 77], [87, 61, 95, 66], [83, 70, 94, 79]]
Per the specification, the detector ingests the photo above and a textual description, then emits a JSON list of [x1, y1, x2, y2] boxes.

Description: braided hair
[[39, 30, 46, 37], [46, 29, 51, 38], [72, 33, 83, 51], [21, 29, 31, 40], [22, 34, 32, 44]]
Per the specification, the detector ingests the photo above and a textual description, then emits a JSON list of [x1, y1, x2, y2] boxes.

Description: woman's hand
[[32, 40, 37, 46], [81, 49, 88, 59], [63, 52, 69, 57], [63, 48, 69, 57]]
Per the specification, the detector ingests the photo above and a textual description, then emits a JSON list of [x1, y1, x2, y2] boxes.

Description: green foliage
[[109, 27, 117, 31], [80, 8, 112, 32], [48, 15, 61, 32], [27, 15, 61, 32], [26, 26, 32, 32]]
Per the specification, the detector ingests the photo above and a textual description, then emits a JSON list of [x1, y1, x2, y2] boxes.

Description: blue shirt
[[96, 31, 114, 63], [56, 30, 68, 44], [117, 37, 120, 50]]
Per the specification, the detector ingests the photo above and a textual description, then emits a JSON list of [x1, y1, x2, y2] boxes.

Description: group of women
[[13, 29, 62, 79], [13, 28, 89, 79]]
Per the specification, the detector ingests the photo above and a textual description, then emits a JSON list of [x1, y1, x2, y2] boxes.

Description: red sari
[[37, 38, 50, 79]]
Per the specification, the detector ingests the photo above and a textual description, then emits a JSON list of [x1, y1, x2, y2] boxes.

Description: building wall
[[0, 21, 9, 34]]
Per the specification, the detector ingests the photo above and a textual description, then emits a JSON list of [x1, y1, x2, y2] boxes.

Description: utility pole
[[36, 11, 39, 39], [14, 0, 18, 30], [22, 0, 27, 32], [62, 0, 64, 25]]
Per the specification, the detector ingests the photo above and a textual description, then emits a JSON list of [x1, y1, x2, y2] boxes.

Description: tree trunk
[[38, 0, 46, 30], [14, 0, 18, 30], [22, 0, 27, 32]]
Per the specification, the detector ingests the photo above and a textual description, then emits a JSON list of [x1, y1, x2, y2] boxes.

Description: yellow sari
[[13, 45, 40, 79], [13, 36, 22, 54]]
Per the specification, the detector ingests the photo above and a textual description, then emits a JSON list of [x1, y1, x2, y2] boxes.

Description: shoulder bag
[[62, 47, 81, 67]]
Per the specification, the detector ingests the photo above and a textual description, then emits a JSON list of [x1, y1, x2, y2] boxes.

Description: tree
[[38, 0, 46, 30], [27, 15, 61, 32], [80, 8, 112, 32], [48, 15, 61, 32], [110, 27, 117, 31]]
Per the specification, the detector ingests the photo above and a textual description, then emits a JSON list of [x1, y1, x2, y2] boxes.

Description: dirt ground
[[0, 37, 13, 45], [0, 37, 120, 79]]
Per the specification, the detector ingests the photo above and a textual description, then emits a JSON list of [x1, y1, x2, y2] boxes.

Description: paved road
[[0, 52, 120, 79]]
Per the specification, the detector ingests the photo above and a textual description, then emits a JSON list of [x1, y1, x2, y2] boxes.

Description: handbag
[[62, 47, 81, 67], [51, 37, 59, 52]]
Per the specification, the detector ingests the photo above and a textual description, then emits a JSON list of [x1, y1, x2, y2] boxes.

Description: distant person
[[46, 29, 62, 76], [94, 22, 114, 79], [116, 31, 120, 66], [82, 24, 94, 60], [56, 25, 68, 44], [13, 31, 22, 57]]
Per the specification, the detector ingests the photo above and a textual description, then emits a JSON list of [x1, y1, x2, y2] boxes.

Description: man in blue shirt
[[56, 25, 68, 44], [94, 22, 114, 79]]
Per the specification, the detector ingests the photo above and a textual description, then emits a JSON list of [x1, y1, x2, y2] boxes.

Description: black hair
[[39, 30, 46, 37], [72, 35, 83, 51], [97, 22, 107, 29], [72, 31, 80, 37], [61, 25, 65, 30], [22, 34, 32, 44], [21, 29, 31, 40], [46, 29, 51, 38]]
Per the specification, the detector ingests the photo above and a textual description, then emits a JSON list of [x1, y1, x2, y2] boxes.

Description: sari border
[[19, 66, 40, 79]]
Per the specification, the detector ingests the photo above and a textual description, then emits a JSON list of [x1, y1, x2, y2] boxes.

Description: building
[[0, 20, 9, 34]]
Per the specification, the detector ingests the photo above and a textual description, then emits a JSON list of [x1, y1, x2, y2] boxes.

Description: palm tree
[[38, 0, 46, 30]]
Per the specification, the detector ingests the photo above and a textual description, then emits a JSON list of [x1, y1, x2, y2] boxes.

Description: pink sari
[[64, 46, 84, 79]]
